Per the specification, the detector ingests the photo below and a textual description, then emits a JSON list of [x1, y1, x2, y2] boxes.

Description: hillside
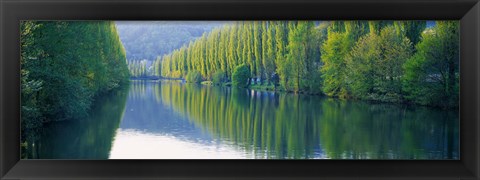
[[115, 21, 227, 61]]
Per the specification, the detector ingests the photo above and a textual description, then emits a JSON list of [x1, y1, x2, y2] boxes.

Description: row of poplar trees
[[20, 21, 130, 131], [160, 21, 459, 108], [127, 59, 162, 78]]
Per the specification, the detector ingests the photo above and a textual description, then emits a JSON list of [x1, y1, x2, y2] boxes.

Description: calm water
[[24, 80, 459, 159]]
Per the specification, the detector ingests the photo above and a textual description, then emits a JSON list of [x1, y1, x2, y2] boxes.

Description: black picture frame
[[1, 0, 479, 179]]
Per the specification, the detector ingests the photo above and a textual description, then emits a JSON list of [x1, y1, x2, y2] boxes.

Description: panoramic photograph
[[20, 20, 459, 159]]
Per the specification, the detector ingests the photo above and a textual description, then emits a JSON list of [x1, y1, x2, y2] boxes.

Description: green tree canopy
[[232, 64, 251, 88], [402, 21, 459, 108]]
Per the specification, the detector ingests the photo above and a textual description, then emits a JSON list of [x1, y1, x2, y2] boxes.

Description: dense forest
[[20, 21, 130, 136], [159, 21, 459, 108]]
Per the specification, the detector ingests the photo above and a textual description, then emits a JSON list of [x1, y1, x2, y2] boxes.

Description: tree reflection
[[160, 81, 459, 159], [22, 86, 129, 159], [23, 81, 458, 159]]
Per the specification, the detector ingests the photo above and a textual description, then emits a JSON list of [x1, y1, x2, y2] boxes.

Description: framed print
[[1, 0, 479, 179]]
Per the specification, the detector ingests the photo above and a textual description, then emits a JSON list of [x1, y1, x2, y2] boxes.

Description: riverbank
[[195, 80, 457, 110], [23, 80, 460, 159], [206, 81, 324, 96], [134, 78, 455, 110]]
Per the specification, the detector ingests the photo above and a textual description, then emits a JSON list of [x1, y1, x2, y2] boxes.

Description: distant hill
[[115, 21, 228, 61]]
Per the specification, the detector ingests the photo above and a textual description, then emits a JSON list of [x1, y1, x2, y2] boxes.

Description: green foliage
[[160, 21, 324, 93], [321, 31, 351, 97], [232, 64, 251, 88], [346, 26, 413, 102], [321, 21, 370, 98], [159, 20, 457, 108], [253, 22, 264, 82], [393, 21, 427, 47], [344, 33, 379, 98], [264, 22, 277, 84], [402, 21, 459, 108], [20, 21, 130, 138], [128, 60, 154, 78], [154, 58, 162, 76], [287, 21, 309, 92], [368, 21, 393, 35], [274, 21, 289, 90], [212, 70, 227, 85], [344, 21, 370, 41], [186, 70, 203, 83], [375, 27, 413, 100]]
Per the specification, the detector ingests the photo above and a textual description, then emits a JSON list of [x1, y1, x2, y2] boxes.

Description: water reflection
[[23, 80, 459, 159], [110, 80, 248, 159], [114, 80, 458, 159], [23, 87, 128, 159]]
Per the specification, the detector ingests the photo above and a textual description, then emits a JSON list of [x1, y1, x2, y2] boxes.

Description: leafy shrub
[[186, 70, 203, 83], [232, 64, 250, 88], [212, 70, 226, 85]]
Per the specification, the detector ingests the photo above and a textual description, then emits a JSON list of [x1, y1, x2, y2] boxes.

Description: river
[[23, 80, 459, 159]]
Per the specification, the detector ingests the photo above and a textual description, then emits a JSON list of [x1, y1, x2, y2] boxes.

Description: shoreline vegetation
[[20, 20, 459, 132], [20, 21, 130, 155], [19, 20, 460, 159], [134, 77, 455, 110], [132, 21, 459, 109]]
